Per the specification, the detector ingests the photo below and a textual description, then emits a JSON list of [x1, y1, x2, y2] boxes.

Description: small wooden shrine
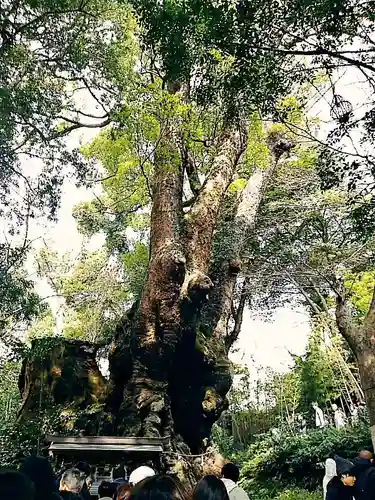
[[47, 435, 170, 485]]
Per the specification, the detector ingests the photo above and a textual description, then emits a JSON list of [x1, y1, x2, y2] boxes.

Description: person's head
[[20, 456, 57, 499], [74, 462, 91, 478], [117, 483, 131, 500], [129, 466, 155, 487], [221, 463, 240, 484], [0, 469, 35, 500], [60, 468, 85, 493], [340, 473, 356, 487], [359, 450, 374, 462], [193, 476, 229, 500], [129, 474, 189, 500], [332, 404, 338, 411], [334, 456, 356, 487], [86, 476, 93, 490], [98, 481, 117, 499]]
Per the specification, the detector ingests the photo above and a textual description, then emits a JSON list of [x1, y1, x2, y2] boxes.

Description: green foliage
[[122, 241, 149, 299], [245, 143, 375, 320], [294, 331, 344, 413], [345, 271, 375, 320], [0, 404, 82, 468], [215, 423, 371, 497], [1, 0, 374, 470], [220, 323, 360, 453], [243, 114, 270, 173], [248, 488, 322, 500], [273, 490, 321, 500], [0, 361, 21, 421], [133, 0, 302, 114], [1, 0, 139, 219], [212, 423, 236, 459], [75, 127, 151, 252], [0, 0, 139, 363], [28, 311, 56, 339], [0, 360, 54, 468], [0, 244, 44, 342]]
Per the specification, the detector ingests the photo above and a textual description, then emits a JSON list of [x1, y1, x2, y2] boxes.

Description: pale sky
[[230, 307, 310, 377]]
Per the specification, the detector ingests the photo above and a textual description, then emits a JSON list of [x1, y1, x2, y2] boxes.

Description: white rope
[[162, 449, 215, 458]]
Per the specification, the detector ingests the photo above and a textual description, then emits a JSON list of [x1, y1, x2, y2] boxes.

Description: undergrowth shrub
[[215, 422, 372, 495], [248, 488, 322, 500]]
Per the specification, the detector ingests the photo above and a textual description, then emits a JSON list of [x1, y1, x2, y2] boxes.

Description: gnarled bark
[[184, 126, 246, 275], [118, 131, 186, 438], [18, 339, 108, 434]]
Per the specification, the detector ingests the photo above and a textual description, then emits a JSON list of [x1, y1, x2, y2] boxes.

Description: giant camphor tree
[[16, 7, 296, 469], [3, 0, 375, 473]]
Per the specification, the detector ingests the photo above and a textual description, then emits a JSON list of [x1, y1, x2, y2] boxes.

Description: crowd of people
[[2, 450, 375, 500], [324, 450, 375, 500], [0, 458, 250, 500]]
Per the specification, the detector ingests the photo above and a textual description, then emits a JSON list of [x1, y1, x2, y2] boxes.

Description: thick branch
[[225, 278, 249, 350], [231, 132, 294, 260], [52, 117, 110, 139], [285, 270, 322, 316], [335, 293, 359, 356], [137, 129, 185, 350], [184, 148, 201, 197], [184, 126, 246, 274], [208, 132, 294, 340]]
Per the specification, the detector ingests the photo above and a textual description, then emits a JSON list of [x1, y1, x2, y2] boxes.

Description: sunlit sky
[[13, 59, 371, 380]]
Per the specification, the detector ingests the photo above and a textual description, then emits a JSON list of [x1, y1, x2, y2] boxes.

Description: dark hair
[[98, 481, 118, 499], [117, 483, 131, 500], [74, 462, 91, 478], [221, 463, 240, 483], [0, 469, 35, 500], [129, 474, 190, 500], [20, 456, 57, 500], [113, 466, 126, 480], [193, 476, 229, 500]]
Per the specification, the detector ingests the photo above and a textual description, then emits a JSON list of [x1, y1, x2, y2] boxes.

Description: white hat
[[129, 466, 155, 485]]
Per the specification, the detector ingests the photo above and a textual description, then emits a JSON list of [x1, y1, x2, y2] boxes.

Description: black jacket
[[80, 484, 91, 500], [326, 477, 355, 500], [59, 492, 81, 500], [353, 459, 375, 500]]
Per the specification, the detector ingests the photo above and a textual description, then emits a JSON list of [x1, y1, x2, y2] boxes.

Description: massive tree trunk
[[18, 117, 292, 477]]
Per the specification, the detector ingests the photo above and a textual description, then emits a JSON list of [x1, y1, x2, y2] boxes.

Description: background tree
[[32, 247, 130, 342], [242, 136, 375, 444]]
